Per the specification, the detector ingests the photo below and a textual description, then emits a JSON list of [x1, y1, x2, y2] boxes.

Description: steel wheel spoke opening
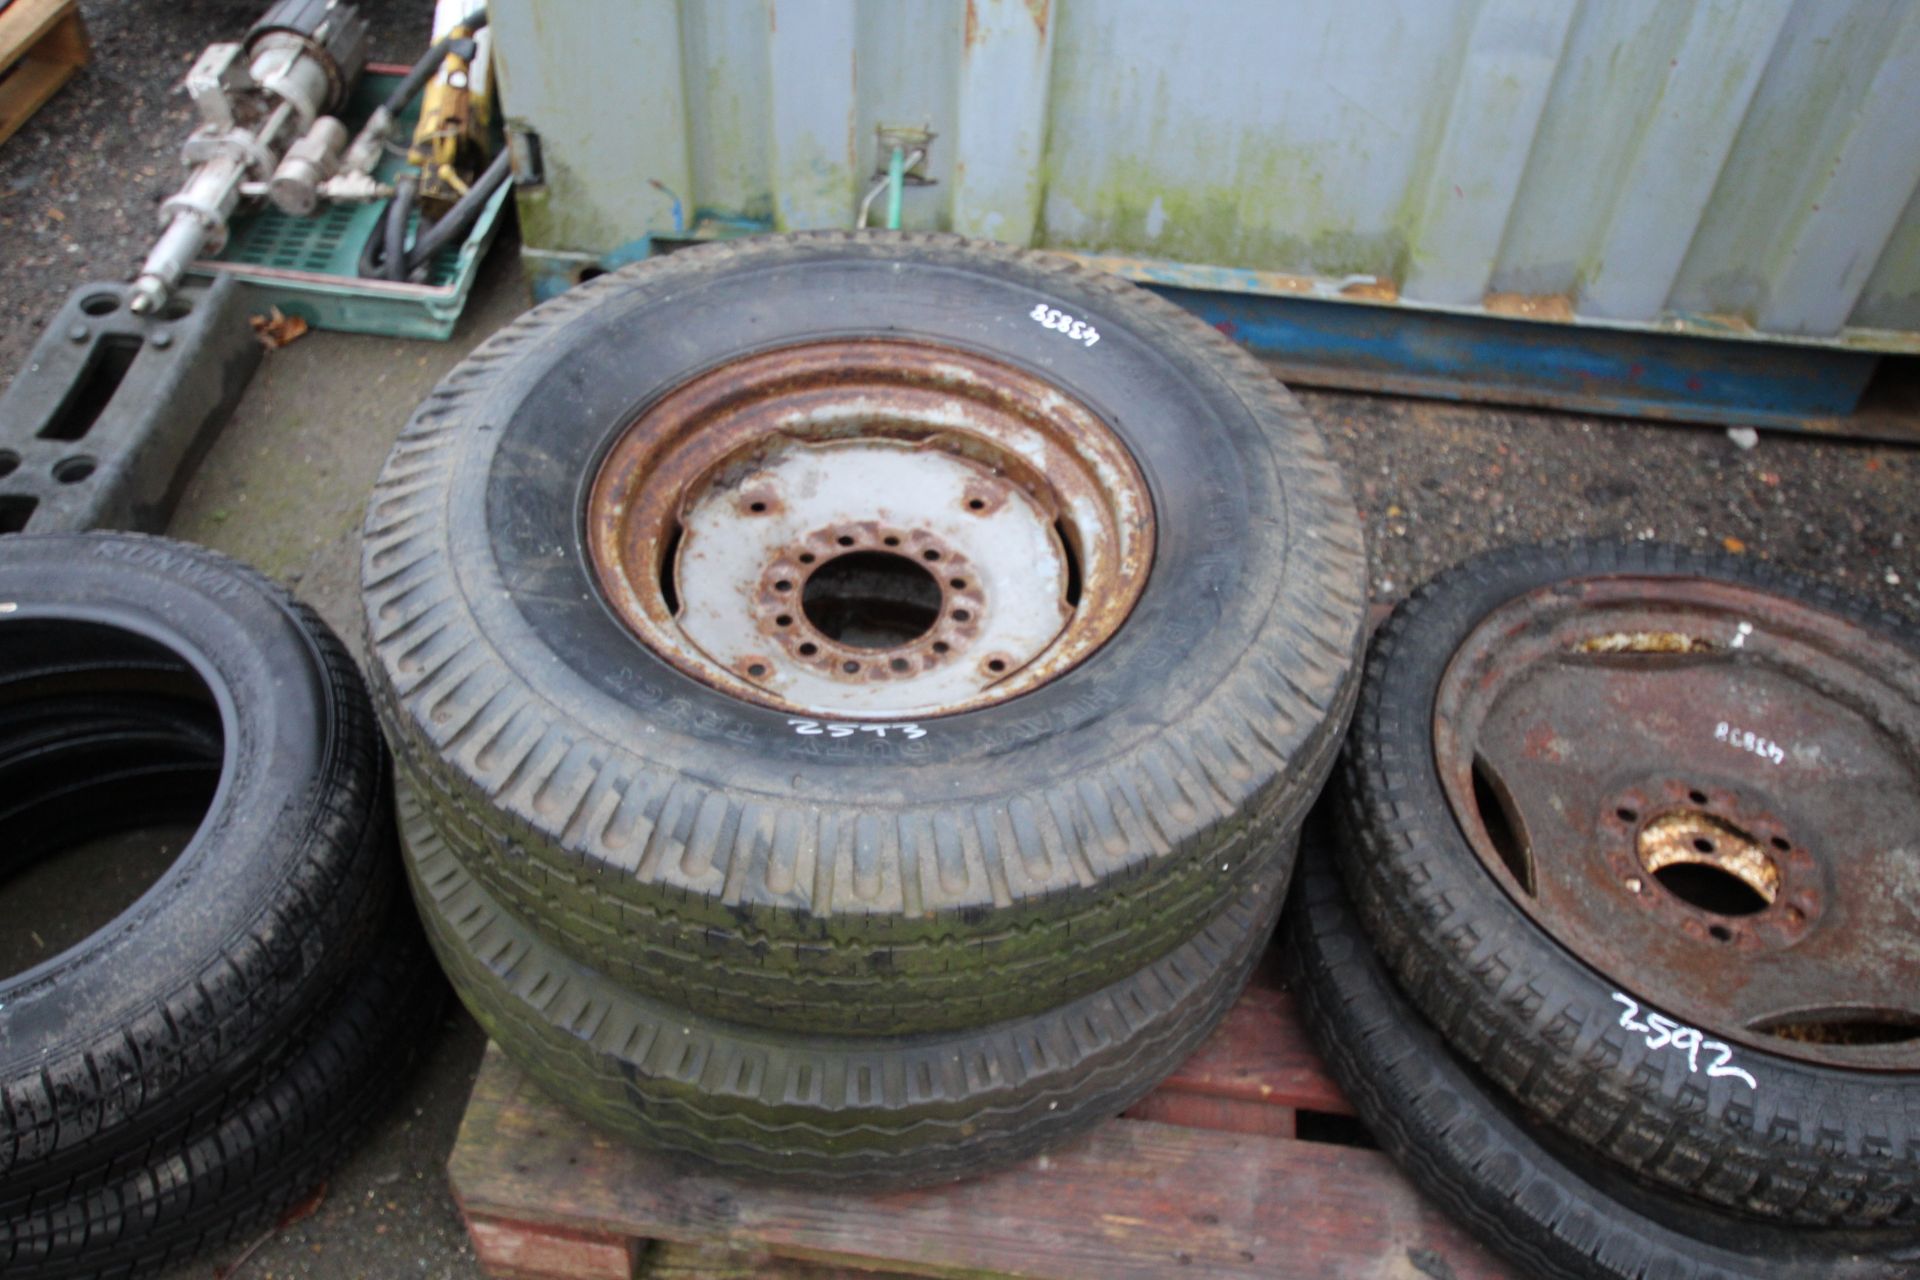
[[1433, 574, 1920, 1072]]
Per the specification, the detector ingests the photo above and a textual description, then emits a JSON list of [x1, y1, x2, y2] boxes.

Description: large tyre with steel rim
[[402, 784, 1287, 1187], [364, 231, 1366, 1036], [0, 532, 434, 1275], [1284, 828, 1916, 1280], [1338, 539, 1920, 1227]]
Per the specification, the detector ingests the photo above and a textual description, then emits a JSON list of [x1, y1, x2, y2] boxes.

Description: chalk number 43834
[[1029, 303, 1101, 347]]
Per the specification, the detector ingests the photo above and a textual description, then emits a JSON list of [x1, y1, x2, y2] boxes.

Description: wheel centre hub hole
[[1636, 809, 1779, 916], [801, 551, 945, 650]]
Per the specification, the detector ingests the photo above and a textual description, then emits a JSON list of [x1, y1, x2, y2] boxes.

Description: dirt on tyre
[[364, 231, 1366, 1036], [1337, 539, 1920, 1228], [1283, 828, 1918, 1280]]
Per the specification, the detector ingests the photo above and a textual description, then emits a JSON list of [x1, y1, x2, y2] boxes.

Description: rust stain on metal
[[753, 523, 985, 684], [963, 0, 979, 50], [1339, 278, 1399, 304], [1433, 573, 1920, 1070], [585, 339, 1153, 719], [1025, 0, 1050, 40], [1575, 630, 1714, 654], [1637, 811, 1780, 903], [1484, 292, 1576, 322], [961, 482, 1008, 515]]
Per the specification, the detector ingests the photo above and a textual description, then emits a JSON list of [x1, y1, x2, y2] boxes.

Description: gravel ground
[[1306, 389, 1920, 620], [1, 6, 1917, 1280]]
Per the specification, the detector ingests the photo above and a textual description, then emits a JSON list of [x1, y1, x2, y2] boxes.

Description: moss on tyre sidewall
[[400, 784, 1286, 1187]]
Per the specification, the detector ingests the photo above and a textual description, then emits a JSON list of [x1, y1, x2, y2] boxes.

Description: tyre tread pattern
[[401, 785, 1284, 1188], [1283, 839, 1916, 1280], [1336, 538, 1920, 1228]]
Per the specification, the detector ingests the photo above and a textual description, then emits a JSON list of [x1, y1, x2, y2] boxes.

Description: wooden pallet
[[448, 955, 1513, 1280], [0, 0, 89, 149]]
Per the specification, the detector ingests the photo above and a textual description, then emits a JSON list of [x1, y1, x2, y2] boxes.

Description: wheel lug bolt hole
[[950, 578, 966, 589], [836, 535, 855, 547], [747, 663, 767, 677], [1692, 837, 1714, 854], [922, 549, 941, 561], [1770, 836, 1791, 852], [748, 501, 767, 513], [842, 660, 859, 674], [799, 553, 816, 565], [932, 641, 950, 654], [775, 579, 792, 592], [952, 609, 971, 622], [987, 658, 1006, 673], [799, 642, 818, 656], [1616, 807, 1638, 823], [883, 536, 900, 547], [1688, 789, 1708, 804], [967, 498, 986, 511], [776, 614, 792, 627], [889, 658, 909, 673], [1709, 924, 1732, 942]]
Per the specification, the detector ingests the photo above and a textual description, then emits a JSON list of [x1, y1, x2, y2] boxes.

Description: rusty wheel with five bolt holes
[[1337, 540, 1920, 1228], [361, 231, 1365, 1180]]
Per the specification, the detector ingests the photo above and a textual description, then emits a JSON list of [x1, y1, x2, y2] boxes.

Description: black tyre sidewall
[[1283, 833, 1916, 1280], [1339, 539, 1920, 1223]]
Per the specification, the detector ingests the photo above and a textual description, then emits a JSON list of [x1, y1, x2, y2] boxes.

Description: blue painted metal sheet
[[1163, 288, 1880, 432]]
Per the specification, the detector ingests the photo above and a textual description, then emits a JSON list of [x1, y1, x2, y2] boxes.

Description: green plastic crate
[[190, 70, 509, 341]]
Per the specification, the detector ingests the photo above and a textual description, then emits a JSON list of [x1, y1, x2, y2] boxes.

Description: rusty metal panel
[[490, 0, 1920, 350]]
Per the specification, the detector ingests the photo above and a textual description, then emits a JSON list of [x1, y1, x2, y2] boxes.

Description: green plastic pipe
[[885, 146, 905, 230]]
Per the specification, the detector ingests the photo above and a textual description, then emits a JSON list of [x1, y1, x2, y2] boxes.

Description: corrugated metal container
[[490, 0, 1920, 354]]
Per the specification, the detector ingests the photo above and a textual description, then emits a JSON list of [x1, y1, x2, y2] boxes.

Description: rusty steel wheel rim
[[1433, 575, 1920, 1070], [587, 340, 1154, 720]]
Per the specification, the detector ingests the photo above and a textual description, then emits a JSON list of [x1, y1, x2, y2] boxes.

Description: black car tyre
[[1285, 831, 1917, 1280], [1338, 540, 1920, 1227], [365, 231, 1365, 1036], [0, 534, 392, 1208]]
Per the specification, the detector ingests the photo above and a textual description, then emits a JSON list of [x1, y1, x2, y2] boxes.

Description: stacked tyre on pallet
[[361, 234, 1372, 1185]]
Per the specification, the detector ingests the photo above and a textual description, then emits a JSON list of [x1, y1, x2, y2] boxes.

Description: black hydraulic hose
[[402, 148, 511, 277], [384, 174, 416, 281], [357, 8, 496, 282], [355, 206, 386, 278], [357, 172, 416, 280], [379, 7, 488, 117]]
